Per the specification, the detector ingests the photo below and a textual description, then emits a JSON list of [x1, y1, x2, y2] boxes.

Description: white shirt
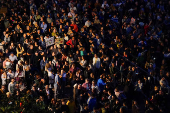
[[55, 74, 60, 84], [7, 72, 15, 79], [44, 36, 49, 42], [91, 85, 99, 93], [9, 55, 17, 62], [0, 42, 4, 53], [101, 3, 109, 8], [1, 73, 6, 85], [48, 71, 54, 84], [15, 71, 24, 78], [5, 61, 11, 68], [85, 21, 91, 27], [108, 94, 112, 100], [64, 36, 69, 41], [19, 84, 25, 91], [52, 59, 57, 66], [87, 97, 92, 104], [4, 36, 10, 43], [46, 89, 50, 99], [23, 65, 30, 71], [80, 60, 87, 68], [70, 7, 77, 11], [68, 12, 75, 19], [114, 90, 123, 98], [8, 82, 15, 94], [92, 57, 101, 69]]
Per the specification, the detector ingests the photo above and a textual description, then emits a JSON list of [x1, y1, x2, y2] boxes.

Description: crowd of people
[[0, 0, 170, 113]]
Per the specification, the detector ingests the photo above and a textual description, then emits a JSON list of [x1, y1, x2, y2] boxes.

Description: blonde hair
[[45, 63, 50, 69], [6, 92, 11, 98]]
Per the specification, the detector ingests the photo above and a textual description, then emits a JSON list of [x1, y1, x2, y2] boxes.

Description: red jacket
[[70, 24, 78, 32], [144, 25, 149, 35], [66, 39, 76, 48]]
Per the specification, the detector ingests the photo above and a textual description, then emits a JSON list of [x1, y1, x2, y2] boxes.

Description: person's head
[[68, 26, 72, 30], [154, 86, 159, 91], [78, 84, 81, 89], [39, 96, 44, 101], [61, 99, 66, 105], [40, 35, 44, 40], [5, 34, 9, 38], [72, 37, 75, 40], [100, 75, 103, 79], [34, 41, 38, 46], [82, 56, 85, 60], [1, 85, 5, 91], [30, 45, 33, 49], [85, 78, 89, 83], [10, 52, 14, 56], [69, 54, 73, 57], [104, 0, 107, 4], [90, 73, 94, 78], [93, 107, 97, 112], [5, 49, 8, 53], [32, 86, 36, 91], [115, 99, 119, 104], [38, 46, 42, 50], [92, 80, 95, 85], [51, 98, 55, 104], [95, 16, 98, 20], [138, 79, 141, 84], [10, 42, 14, 46], [106, 84, 109, 89], [49, 60, 52, 65], [17, 24, 20, 28], [45, 85, 49, 90], [71, 20, 75, 24], [96, 35, 99, 39], [8, 68, 12, 73], [5, 57, 9, 61], [43, 56, 46, 60], [11, 78, 15, 83], [47, 14, 50, 18], [166, 72, 169, 77], [3, 31, 6, 35], [35, 51, 38, 56], [59, 24, 63, 29], [71, 9, 74, 13], [6, 92, 11, 98], [36, 29, 40, 34], [53, 28, 57, 33], [36, 11, 39, 15], [72, 63, 76, 68], [119, 107, 124, 113], [108, 90, 112, 95], [16, 90, 20, 95], [94, 54, 98, 58], [17, 43, 21, 48], [30, 35, 34, 39], [146, 100, 149, 105], [132, 100, 137, 105], [76, 50, 79, 55]]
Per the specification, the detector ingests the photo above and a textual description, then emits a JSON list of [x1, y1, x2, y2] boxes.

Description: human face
[[11, 79, 15, 83], [1, 86, 5, 91], [85, 79, 89, 83], [30, 45, 33, 49], [11, 53, 14, 56]]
